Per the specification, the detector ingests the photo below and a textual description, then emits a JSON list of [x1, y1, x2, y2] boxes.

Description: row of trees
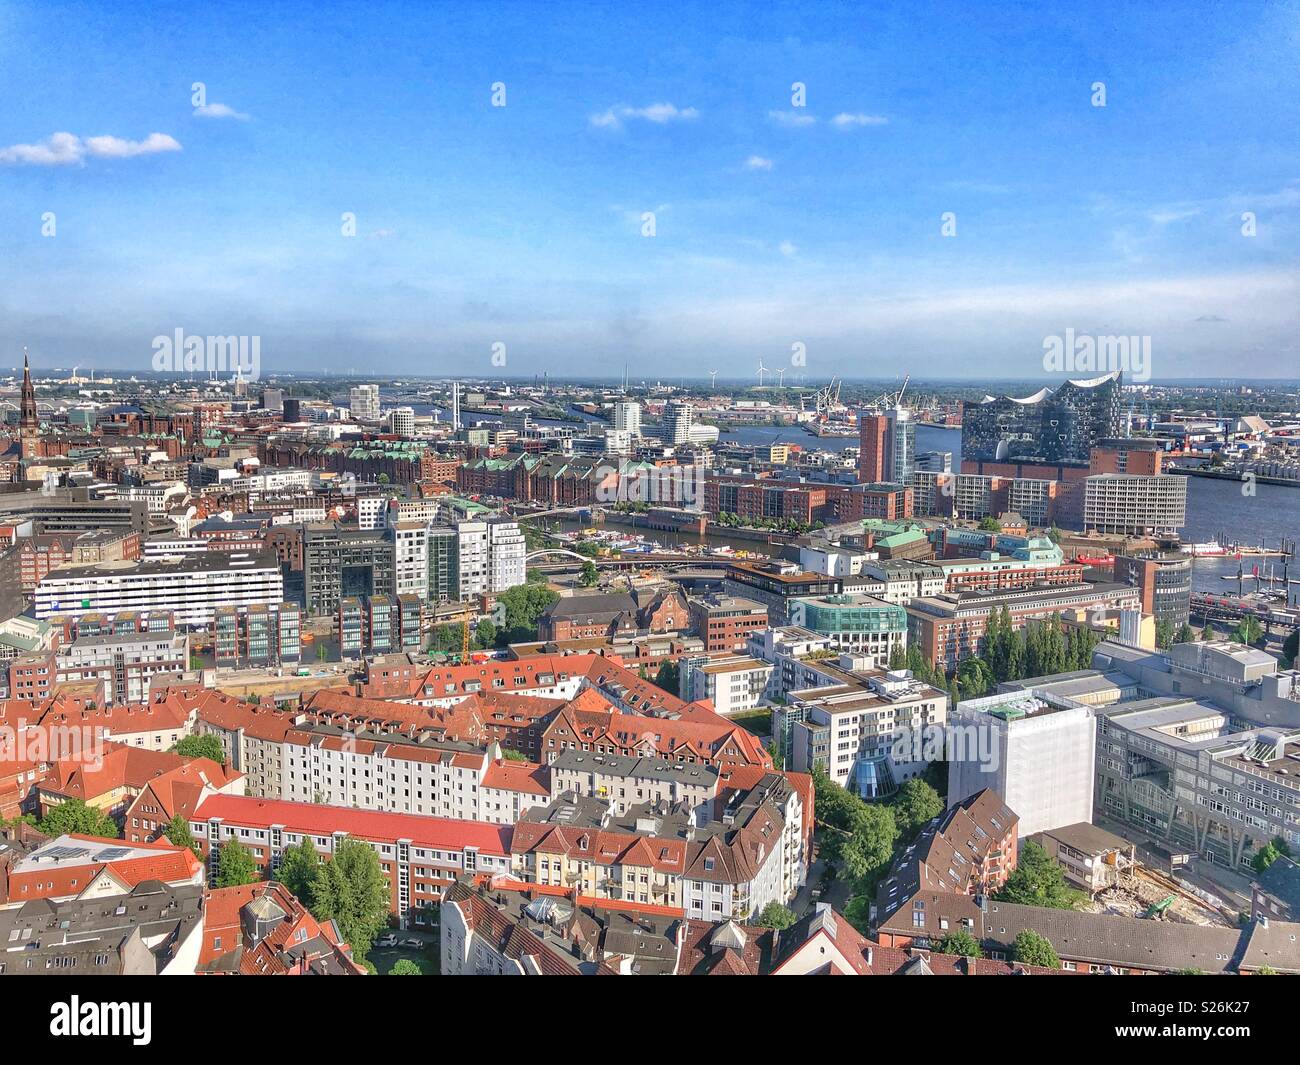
[[713, 512, 825, 535], [890, 608, 1106, 703]]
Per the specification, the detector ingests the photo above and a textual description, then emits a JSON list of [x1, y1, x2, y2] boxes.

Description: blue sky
[[1, 0, 1298, 381]]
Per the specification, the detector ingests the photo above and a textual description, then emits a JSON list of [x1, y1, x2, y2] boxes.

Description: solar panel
[[43, 846, 91, 861], [94, 848, 130, 861]]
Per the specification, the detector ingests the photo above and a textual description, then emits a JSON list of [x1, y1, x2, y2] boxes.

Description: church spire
[[19, 346, 37, 430]]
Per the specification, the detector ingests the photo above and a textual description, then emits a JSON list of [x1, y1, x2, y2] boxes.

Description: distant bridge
[[525, 549, 595, 564]]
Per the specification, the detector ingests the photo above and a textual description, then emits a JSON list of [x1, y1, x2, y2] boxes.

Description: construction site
[[1083, 862, 1237, 928]]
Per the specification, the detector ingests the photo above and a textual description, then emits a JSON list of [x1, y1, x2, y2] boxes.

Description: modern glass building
[[963, 372, 1124, 466]]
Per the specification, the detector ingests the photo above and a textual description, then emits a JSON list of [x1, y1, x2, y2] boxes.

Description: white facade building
[[34, 551, 284, 629], [947, 688, 1097, 838]]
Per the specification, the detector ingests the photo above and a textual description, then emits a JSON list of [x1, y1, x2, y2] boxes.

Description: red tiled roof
[[191, 794, 512, 856]]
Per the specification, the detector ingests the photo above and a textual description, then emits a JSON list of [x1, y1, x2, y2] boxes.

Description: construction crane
[[460, 616, 470, 664]]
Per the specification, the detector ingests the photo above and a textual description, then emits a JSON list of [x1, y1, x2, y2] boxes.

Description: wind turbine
[[709, 370, 718, 388], [776, 367, 786, 387], [756, 359, 769, 387]]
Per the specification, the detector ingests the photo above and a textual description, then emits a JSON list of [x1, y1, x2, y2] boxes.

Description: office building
[[34, 551, 284, 629], [349, 383, 381, 422], [1113, 550, 1192, 627], [302, 525, 396, 615], [1082, 474, 1187, 536], [613, 400, 642, 437], [788, 593, 907, 668], [857, 407, 915, 485]]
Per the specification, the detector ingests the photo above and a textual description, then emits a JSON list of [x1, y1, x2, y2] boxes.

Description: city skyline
[[2, 2, 1298, 378]]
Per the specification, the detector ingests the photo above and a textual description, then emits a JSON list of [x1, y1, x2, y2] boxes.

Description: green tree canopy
[[276, 835, 320, 905], [839, 804, 898, 886], [653, 659, 680, 697], [164, 813, 202, 857], [39, 799, 118, 840], [1013, 929, 1060, 968], [938, 928, 983, 958], [754, 902, 796, 930], [891, 778, 944, 837], [995, 841, 1082, 909], [495, 583, 561, 643], [216, 838, 261, 888], [174, 734, 226, 764], [389, 959, 423, 975], [310, 837, 391, 959]]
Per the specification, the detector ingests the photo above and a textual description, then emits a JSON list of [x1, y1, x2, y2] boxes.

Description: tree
[[276, 835, 320, 905], [977, 516, 1001, 531], [164, 813, 202, 857], [1282, 629, 1299, 669], [1231, 615, 1264, 647], [579, 561, 599, 587], [995, 841, 1082, 909], [839, 804, 898, 887], [938, 928, 983, 958], [39, 799, 118, 840], [502, 748, 529, 761], [389, 959, 423, 975], [1155, 618, 1175, 650], [754, 902, 796, 930], [1253, 841, 1281, 873], [891, 778, 943, 837], [473, 619, 497, 649], [1174, 623, 1196, 645], [495, 583, 560, 643], [311, 837, 391, 959], [956, 656, 993, 699], [216, 838, 260, 887], [653, 659, 680, 697], [1013, 929, 1060, 968], [1201, 622, 1216, 642], [174, 734, 226, 764]]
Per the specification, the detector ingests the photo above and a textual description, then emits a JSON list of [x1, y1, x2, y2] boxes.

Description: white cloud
[[194, 102, 250, 121], [0, 131, 83, 165], [0, 131, 181, 166], [83, 133, 182, 158], [590, 102, 699, 129], [831, 112, 888, 128], [744, 155, 773, 171], [779, 240, 797, 257], [768, 110, 816, 127]]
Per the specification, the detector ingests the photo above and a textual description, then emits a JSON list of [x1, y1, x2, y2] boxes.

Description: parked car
[[400, 937, 422, 949], [374, 934, 398, 948]]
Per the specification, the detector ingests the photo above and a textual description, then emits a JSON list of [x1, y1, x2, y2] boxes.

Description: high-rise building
[[613, 400, 642, 437], [349, 384, 381, 422], [663, 401, 693, 445], [387, 406, 415, 436], [1113, 550, 1192, 627], [303, 525, 395, 615], [963, 372, 1123, 467], [857, 407, 915, 484]]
